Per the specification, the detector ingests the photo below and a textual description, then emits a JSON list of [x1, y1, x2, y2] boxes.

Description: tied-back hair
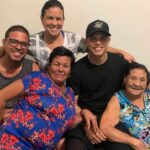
[[124, 62, 149, 86], [5, 25, 29, 39], [41, 0, 64, 18], [45, 46, 75, 70]]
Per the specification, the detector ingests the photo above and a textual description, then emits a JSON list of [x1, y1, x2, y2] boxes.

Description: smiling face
[[124, 68, 148, 99], [86, 32, 110, 58], [41, 6, 64, 37], [3, 31, 29, 62], [48, 55, 71, 87]]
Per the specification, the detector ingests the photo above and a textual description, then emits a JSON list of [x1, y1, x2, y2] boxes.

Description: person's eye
[[64, 64, 70, 68], [53, 63, 60, 66], [22, 42, 29, 47], [10, 39, 18, 44], [140, 78, 146, 82], [47, 16, 53, 20], [56, 17, 63, 21]]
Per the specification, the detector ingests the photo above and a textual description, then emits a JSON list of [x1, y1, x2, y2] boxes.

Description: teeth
[[13, 52, 22, 57]]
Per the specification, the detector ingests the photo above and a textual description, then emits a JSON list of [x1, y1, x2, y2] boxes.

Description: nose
[[134, 79, 141, 86], [95, 39, 103, 45], [16, 43, 22, 50], [58, 65, 64, 72], [51, 19, 58, 25]]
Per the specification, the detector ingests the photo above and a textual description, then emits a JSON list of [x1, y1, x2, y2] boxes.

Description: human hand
[[55, 138, 65, 150], [3, 108, 13, 120], [71, 112, 83, 128], [131, 139, 147, 150], [0, 108, 4, 124], [122, 51, 135, 63], [81, 109, 98, 133], [84, 126, 107, 144]]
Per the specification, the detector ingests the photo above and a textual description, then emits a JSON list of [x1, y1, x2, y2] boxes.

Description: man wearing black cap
[[66, 20, 133, 150]]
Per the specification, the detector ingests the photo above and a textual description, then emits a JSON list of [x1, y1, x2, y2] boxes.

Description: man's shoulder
[[75, 55, 88, 65], [108, 52, 128, 64], [23, 58, 33, 65]]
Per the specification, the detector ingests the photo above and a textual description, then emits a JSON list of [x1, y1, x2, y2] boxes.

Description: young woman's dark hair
[[41, 0, 64, 19]]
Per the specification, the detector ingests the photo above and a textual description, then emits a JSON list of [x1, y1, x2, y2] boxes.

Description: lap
[[65, 122, 134, 150]]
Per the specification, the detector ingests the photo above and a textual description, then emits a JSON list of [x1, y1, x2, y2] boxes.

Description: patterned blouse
[[116, 90, 150, 149], [29, 31, 85, 70], [0, 71, 75, 150]]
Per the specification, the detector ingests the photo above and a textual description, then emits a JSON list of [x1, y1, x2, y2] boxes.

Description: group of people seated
[[0, 0, 149, 150]]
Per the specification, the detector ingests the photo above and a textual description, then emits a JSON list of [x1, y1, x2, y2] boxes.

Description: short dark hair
[[124, 62, 149, 86], [5, 25, 29, 39], [46, 46, 75, 70], [41, 0, 64, 18]]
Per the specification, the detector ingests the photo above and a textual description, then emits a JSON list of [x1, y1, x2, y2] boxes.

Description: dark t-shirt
[[68, 53, 128, 117], [0, 58, 33, 108]]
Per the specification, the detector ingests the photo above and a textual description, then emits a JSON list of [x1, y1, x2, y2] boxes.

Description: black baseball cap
[[86, 19, 111, 38]]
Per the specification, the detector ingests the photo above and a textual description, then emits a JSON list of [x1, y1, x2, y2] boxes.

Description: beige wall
[[0, 0, 150, 69]]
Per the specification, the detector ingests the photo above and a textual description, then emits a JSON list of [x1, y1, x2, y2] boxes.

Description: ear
[[123, 76, 127, 86], [41, 16, 44, 25], [108, 37, 111, 44], [2, 39, 5, 46]]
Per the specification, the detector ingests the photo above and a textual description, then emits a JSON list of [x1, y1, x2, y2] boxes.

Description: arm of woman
[[71, 95, 83, 128], [32, 62, 40, 71], [100, 95, 147, 150], [107, 47, 135, 63], [0, 79, 24, 120]]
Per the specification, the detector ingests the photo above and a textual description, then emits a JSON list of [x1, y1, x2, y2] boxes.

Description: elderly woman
[[100, 62, 150, 150], [0, 46, 82, 150]]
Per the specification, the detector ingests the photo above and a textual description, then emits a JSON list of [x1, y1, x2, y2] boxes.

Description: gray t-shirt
[[0, 58, 33, 108]]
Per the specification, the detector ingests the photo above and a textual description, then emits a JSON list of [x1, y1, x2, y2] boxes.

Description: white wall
[[0, 0, 149, 69]]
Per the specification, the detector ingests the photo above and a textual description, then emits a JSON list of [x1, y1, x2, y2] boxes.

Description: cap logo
[[94, 21, 103, 29]]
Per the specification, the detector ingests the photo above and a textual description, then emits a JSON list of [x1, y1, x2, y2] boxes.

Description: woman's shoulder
[[63, 30, 82, 41], [23, 71, 48, 79], [30, 31, 44, 38]]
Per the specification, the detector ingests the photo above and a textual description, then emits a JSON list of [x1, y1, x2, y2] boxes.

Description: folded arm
[[100, 95, 147, 150], [0, 79, 24, 121]]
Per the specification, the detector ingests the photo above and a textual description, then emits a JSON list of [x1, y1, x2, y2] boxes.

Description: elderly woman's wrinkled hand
[[84, 125, 107, 144]]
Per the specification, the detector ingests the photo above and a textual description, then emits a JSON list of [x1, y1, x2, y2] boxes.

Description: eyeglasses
[[8, 38, 29, 50]]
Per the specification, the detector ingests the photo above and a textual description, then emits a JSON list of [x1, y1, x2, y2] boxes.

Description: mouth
[[130, 86, 143, 91], [12, 51, 24, 58], [93, 46, 104, 52], [55, 74, 65, 78], [48, 26, 60, 31]]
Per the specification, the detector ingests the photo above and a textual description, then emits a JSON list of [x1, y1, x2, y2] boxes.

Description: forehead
[[129, 68, 147, 77], [51, 55, 71, 63], [44, 7, 64, 17], [7, 31, 29, 41]]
